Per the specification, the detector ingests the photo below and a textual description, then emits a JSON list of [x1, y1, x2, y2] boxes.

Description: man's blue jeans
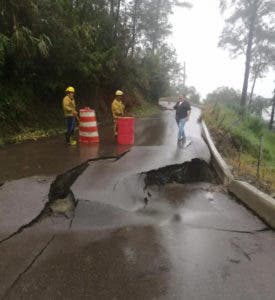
[[177, 118, 187, 141], [65, 116, 76, 143]]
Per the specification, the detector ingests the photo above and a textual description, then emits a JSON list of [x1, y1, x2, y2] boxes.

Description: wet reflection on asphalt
[[1, 106, 275, 300]]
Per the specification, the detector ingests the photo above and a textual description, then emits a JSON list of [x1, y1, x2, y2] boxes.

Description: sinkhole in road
[[1, 155, 220, 241], [143, 158, 219, 188], [47, 157, 219, 216]]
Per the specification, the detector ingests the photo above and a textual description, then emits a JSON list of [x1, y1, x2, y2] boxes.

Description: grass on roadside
[[131, 100, 160, 118], [0, 126, 65, 146], [0, 105, 65, 146], [0, 99, 160, 147], [12, 127, 66, 143], [203, 103, 275, 193]]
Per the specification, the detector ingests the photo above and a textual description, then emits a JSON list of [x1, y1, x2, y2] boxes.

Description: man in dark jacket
[[173, 95, 191, 143]]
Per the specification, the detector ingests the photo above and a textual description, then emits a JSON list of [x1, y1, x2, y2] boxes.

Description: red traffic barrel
[[79, 107, 99, 143], [117, 117, 135, 145]]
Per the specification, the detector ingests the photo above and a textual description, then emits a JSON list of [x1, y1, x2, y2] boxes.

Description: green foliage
[[0, 33, 9, 70], [205, 102, 275, 161], [244, 115, 264, 136], [0, 0, 189, 144], [0, 83, 64, 145], [0, 84, 31, 127], [249, 95, 271, 117], [174, 85, 201, 104], [131, 100, 160, 118], [205, 86, 240, 106]]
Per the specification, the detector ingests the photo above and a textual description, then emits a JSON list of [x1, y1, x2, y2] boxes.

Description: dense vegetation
[[0, 0, 191, 145], [204, 87, 275, 192]]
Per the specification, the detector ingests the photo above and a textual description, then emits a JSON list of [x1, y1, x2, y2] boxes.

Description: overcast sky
[[169, 0, 275, 100]]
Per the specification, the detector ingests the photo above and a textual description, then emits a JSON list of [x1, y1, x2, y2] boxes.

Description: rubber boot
[[70, 137, 77, 146]]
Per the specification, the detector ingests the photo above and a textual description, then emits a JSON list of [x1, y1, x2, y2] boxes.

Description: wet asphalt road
[[0, 105, 275, 300]]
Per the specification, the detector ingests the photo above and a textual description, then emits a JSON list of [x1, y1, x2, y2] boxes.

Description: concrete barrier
[[201, 121, 234, 185], [202, 120, 275, 229], [229, 180, 275, 229]]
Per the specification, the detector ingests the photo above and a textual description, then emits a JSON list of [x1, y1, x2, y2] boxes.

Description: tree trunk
[[112, 0, 121, 39], [248, 71, 258, 108], [110, 0, 115, 16], [115, 0, 121, 25], [269, 92, 275, 130], [109, 0, 120, 39], [152, 0, 161, 54], [240, 0, 258, 116], [130, 0, 139, 57]]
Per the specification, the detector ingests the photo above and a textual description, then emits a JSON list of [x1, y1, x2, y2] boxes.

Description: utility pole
[[183, 62, 186, 87]]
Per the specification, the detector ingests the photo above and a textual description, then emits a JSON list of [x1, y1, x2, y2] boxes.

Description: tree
[[174, 1, 192, 8], [139, 0, 174, 54], [249, 95, 270, 118], [0, 0, 52, 78], [184, 86, 200, 104], [219, 0, 275, 115], [205, 87, 240, 106], [129, 0, 141, 57], [0, 0, 193, 131], [248, 41, 275, 107], [269, 89, 275, 130]]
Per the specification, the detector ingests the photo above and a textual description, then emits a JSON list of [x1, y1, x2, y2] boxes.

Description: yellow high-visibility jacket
[[111, 98, 125, 119], [63, 95, 76, 117]]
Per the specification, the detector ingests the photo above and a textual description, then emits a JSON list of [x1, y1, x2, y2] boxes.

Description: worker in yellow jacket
[[111, 90, 125, 135], [62, 86, 78, 146]]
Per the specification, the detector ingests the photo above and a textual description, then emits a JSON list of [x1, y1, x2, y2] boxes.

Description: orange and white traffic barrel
[[79, 107, 99, 143]]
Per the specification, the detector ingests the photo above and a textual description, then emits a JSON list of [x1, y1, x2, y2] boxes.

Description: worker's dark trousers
[[65, 116, 76, 143]]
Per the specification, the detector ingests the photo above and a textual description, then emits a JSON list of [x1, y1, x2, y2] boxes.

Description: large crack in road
[[1, 108, 274, 300], [2, 235, 56, 300], [2, 155, 220, 247], [1, 153, 224, 299], [49, 155, 219, 218], [1, 148, 268, 247], [0, 152, 129, 245]]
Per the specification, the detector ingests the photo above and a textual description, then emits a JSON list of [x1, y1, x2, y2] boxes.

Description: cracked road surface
[[1, 106, 275, 300]]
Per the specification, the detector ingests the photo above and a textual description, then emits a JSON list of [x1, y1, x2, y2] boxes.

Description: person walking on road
[[111, 90, 125, 136], [174, 95, 191, 144], [62, 86, 78, 146]]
